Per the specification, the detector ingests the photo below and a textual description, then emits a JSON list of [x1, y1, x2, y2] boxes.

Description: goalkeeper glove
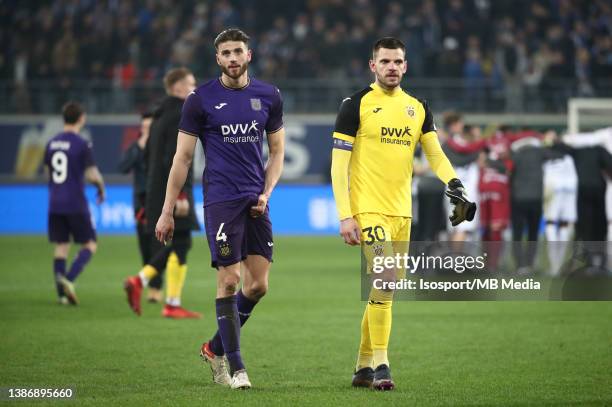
[[445, 178, 477, 226]]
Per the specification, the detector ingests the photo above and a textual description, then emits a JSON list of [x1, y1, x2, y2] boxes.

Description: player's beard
[[376, 71, 402, 91], [222, 62, 249, 80]]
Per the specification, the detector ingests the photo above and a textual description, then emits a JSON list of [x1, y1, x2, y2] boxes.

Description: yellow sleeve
[[421, 131, 457, 184], [331, 147, 352, 220]]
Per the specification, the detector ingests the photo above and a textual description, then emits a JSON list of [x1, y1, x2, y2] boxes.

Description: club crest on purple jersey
[[250, 98, 262, 111]]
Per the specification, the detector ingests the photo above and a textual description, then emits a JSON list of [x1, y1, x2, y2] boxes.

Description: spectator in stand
[[2, 0, 612, 113]]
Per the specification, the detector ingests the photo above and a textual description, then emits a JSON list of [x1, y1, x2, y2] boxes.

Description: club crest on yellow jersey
[[406, 105, 415, 117]]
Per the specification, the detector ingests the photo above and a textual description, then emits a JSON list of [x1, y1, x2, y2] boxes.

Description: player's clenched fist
[[340, 218, 361, 245], [155, 212, 174, 244], [250, 193, 268, 218]]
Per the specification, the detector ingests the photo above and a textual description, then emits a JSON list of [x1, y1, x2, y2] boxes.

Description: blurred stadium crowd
[[1, 0, 612, 113]]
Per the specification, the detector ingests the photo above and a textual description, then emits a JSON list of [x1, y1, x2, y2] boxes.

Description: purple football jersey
[[44, 131, 95, 214], [179, 77, 283, 206]]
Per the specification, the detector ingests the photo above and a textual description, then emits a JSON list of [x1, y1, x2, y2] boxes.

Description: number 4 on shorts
[[216, 223, 227, 242]]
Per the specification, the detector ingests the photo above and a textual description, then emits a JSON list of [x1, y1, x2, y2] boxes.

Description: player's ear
[[402, 59, 407, 74], [368, 59, 376, 73], [246, 48, 252, 62], [215, 52, 221, 67]]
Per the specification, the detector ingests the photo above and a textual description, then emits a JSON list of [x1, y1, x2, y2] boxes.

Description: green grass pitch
[[1, 235, 611, 406]]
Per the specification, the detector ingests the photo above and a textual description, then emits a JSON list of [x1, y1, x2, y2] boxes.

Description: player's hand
[[96, 188, 106, 205], [340, 218, 361, 246], [155, 212, 174, 244], [445, 178, 477, 226], [250, 194, 268, 218], [174, 198, 189, 217]]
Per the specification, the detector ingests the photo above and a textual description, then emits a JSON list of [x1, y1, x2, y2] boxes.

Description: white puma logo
[[267, 242, 274, 247], [214, 103, 227, 109]]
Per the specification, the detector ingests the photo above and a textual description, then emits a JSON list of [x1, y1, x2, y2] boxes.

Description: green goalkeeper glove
[[445, 178, 477, 226]]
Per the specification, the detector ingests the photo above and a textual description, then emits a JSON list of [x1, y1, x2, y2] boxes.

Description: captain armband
[[333, 138, 353, 151]]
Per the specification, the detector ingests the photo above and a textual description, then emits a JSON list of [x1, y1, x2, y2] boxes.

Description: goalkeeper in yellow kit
[[331, 37, 476, 391]]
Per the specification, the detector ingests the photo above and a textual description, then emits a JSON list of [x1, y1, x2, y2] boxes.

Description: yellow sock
[[356, 305, 373, 370], [176, 264, 188, 298], [367, 301, 392, 368], [165, 252, 180, 304], [139, 265, 157, 284]]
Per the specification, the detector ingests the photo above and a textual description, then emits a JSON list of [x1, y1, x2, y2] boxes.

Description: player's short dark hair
[[372, 37, 406, 59], [62, 101, 85, 124], [443, 111, 463, 128], [214, 28, 250, 49], [163, 67, 193, 94]]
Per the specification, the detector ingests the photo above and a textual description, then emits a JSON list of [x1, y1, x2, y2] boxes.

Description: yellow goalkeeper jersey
[[332, 82, 457, 218]]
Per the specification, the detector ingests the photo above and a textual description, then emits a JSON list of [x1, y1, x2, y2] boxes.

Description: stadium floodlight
[[567, 98, 612, 134]]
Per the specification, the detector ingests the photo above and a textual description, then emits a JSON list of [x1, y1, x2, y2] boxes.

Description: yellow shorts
[[355, 213, 411, 277]]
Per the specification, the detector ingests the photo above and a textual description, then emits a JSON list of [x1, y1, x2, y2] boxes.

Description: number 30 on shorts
[[216, 223, 227, 242], [362, 226, 386, 245]]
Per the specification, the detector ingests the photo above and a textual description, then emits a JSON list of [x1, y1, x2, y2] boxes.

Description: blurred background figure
[[560, 130, 612, 242], [562, 127, 612, 241], [413, 145, 446, 241], [118, 110, 164, 302], [124, 68, 201, 319], [559, 127, 612, 273], [45, 101, 105, 305], [478, 149, 509, 271], [542, 129, 577, 275], [508, 128, 546, 274], [442, 113, 480, 242]]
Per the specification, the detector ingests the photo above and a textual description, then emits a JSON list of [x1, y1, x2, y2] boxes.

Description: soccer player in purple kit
[[44, 101, 105, 305], [155, 28, 285, 390]]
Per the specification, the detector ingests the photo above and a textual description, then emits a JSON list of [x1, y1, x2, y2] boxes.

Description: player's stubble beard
[[222, 61, 249, 80], [376, 70, 402, 92]]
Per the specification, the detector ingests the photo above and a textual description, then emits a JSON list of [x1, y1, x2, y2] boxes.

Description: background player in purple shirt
[[44, 101, 105, 305], [155, 28, 285, 390]]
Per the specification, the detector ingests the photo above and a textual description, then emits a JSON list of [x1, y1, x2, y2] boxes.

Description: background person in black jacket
[[124, 68, 201, 319], [118, 111, 164, 303], [559, 138, 612, 242], [509, 130, 557, 273]]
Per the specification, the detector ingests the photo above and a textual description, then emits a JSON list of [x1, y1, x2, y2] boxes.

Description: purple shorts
[[204, 197, 273, 268], [48, 213, 97, 244]]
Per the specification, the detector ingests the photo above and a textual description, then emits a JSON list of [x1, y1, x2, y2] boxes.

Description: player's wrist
[[447, 178, 464, 190]]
